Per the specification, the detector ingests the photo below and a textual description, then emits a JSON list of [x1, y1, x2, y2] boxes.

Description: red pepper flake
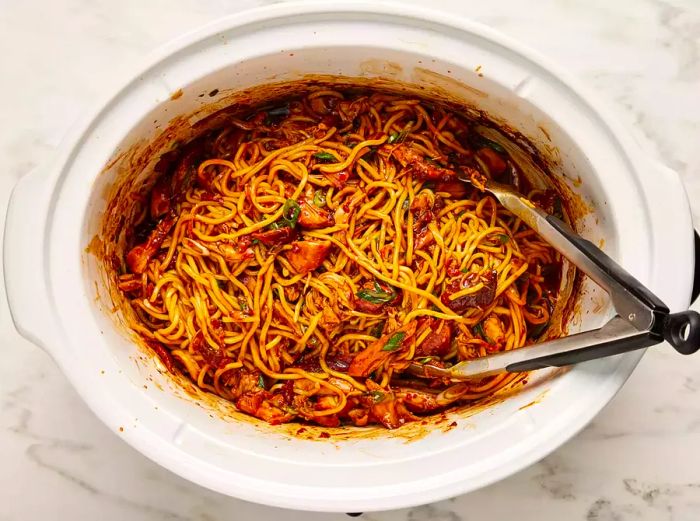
[[319, 431, 331, 439]]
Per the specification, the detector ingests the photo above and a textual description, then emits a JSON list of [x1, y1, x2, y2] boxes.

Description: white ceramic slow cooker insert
[[3, 3, 695, 512]]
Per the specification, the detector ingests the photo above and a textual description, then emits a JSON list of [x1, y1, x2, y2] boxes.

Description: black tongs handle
[[547, 215, 700, 355], [663, 311, 700, 354]]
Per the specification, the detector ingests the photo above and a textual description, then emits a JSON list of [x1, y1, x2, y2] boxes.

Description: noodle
[[116, 87, 564, 429]]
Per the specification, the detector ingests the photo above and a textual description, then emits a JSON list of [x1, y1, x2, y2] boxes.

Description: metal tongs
[[409, 177, 700, 381]]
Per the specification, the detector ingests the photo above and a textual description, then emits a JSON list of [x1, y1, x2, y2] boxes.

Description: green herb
[[357, 282, 395, 304], [387, 128, 410, 144], [313, 151, 337, 163], [481, 138, 506, 154], [369, 390, 386, 403], [474, 322, 493, 344], [415, 356, 438, 364], [251, 238, 260, 245], [460, 267, 469, 273], [528, 321, 550, 340], [267, 105, 290, 117], [382, 331, 406, 352], [281, 199, 301, 227], [238, 297, 249, 312], [369, 321, 385, 338], [497, 234, 510, 244], [313, 190, 327, 207], [257, 375, 265, 388], [216, 279, 226, 289]]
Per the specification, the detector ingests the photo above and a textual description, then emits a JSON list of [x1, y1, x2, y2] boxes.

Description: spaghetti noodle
[[116, 87, 564, 429]]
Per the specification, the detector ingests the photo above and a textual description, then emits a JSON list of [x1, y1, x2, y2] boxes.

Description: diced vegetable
[[369, 390, 386, 403], [388, 128, 409, 144], [313, 190, 327, 207], [356, 282, 396, 304], [298, 199, 333, 229], [282, 199, 301, 227]]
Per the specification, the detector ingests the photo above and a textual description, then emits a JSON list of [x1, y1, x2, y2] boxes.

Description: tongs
[[409, 176, 700, 381]]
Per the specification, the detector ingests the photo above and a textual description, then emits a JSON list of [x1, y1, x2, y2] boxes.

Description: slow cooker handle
[[3, 161, 60, 356], [692, 230, 700, 303]]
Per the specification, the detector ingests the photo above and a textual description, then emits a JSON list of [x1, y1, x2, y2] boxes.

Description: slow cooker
[[3, 2, 696, 512]]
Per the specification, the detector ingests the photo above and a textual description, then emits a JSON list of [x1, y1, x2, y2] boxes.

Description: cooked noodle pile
[[116, 87, 563, 429]]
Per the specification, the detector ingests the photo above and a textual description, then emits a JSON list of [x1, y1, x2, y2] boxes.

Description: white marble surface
[[1, 0, 700, 519]]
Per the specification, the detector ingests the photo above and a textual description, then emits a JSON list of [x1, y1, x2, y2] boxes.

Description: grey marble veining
[[1, 1, 699, 520]]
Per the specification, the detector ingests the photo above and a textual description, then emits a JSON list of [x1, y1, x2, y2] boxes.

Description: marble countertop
[[1, 0, 699, 519]]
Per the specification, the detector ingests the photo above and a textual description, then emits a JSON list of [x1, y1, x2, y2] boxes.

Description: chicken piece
[[297, 199, 333, 229], [462, 165, 487, 191], [347, 406, 370, 426], [410, 190, 444, 251], [336, 97, 369, 124], [324, 169, 352, 189], [347, 321, 417, 377], [476, 147, 508, 177], [225, 369, 264, 399], [235, 391, 295, 425], [415, 319, 452, 357], [482, 314, 506, 346], [191, 330, 231, 369], [126, 214, 176, 274], [440, 270, 497, 314], [284, 240, 331, 275], [396, 388, 442, 413], [393, 145, 456, 182], [434, 180, 471, 199], [414, 229, 435, 250], [320, 305, 342, 333], [218, 238, 255, 263], [252, 226, 298, 246], [362, 381, 418, 429], [333, 190, 364, 224]]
